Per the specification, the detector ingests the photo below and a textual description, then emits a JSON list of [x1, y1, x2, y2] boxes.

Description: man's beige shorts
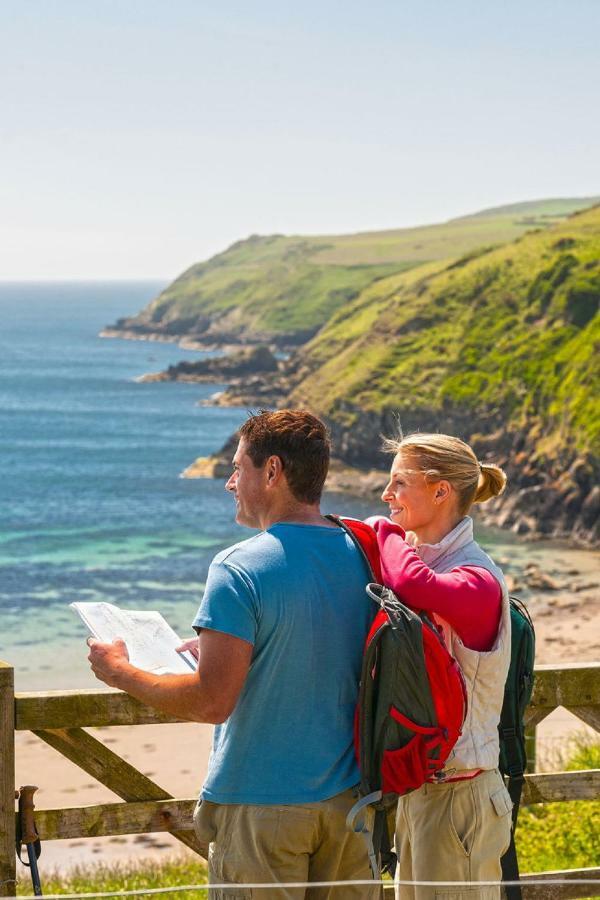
[[193, 786, 382, 899]]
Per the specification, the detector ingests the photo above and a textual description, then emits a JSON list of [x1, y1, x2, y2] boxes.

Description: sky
[[2, 0, 599, 280]]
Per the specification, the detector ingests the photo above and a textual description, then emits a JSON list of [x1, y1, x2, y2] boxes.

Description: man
[[88, 409, 379, 899]]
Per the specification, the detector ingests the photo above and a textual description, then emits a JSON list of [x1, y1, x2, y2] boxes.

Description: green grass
[[516, 737, 600, 883], [114, 197, 599, 344], [16, 855, 208, 898], [565, 736, 600, 771], [517, 802, 599, 885]]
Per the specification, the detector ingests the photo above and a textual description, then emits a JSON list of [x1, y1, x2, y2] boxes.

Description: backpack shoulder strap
[[500, 596, 535, 900], [325, 514, 382, 582], [501, 807, 523, 900]]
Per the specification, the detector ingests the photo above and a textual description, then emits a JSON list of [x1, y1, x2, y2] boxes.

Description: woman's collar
[[407, 517, 474, 566]]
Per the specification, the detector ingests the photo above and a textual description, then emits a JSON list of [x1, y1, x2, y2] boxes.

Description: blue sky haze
[[2, 0, 599, 278]]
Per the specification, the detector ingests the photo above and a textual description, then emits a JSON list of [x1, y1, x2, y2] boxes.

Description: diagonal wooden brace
[[565, 706, 600, 733], [33, 727, 201, 854]]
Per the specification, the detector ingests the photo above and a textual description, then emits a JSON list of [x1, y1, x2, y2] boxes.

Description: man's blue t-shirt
[[192, 522, 373, 805]]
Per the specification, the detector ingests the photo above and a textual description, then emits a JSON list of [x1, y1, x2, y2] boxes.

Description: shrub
[[564, 275, 600, 327]]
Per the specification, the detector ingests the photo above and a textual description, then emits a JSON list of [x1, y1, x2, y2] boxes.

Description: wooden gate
[[1, 660, 599, 898]]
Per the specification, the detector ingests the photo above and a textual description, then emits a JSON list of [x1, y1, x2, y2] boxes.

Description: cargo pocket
[[490, 784, 513, 857], [192, 798, 217, 859], [490, 787, 512, 819], [209, 844, 253, 899], [208, 806, 245, 889]]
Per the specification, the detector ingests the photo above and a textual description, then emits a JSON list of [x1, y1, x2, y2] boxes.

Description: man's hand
[[85, 630, 251, 723], [87, 637, 131, 688]]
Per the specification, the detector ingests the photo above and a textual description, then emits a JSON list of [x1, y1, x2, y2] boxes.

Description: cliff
[[104, 197, 598, 348], [285, 205, 600, 542]]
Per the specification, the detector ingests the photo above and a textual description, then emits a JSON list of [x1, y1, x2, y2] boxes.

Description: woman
[[368, 432, 513, 900]]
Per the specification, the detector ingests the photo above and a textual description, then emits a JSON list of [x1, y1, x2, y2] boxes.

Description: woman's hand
[[176, 637, 200, 661], [364, 514, 390, 531]]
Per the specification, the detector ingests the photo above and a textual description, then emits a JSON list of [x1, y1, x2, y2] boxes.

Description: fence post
[[0, 661, 16, 897]]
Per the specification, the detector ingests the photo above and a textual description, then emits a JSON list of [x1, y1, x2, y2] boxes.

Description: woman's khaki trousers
[[394, 768, 513, 900]]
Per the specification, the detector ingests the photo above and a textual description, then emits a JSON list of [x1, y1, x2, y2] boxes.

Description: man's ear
[[265, 454, 284, 486]]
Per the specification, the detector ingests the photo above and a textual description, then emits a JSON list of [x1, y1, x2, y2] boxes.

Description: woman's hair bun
[[474, 463, 507, 504]]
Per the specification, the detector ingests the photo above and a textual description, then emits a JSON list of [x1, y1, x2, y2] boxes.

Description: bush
[[564, 275, 600, 327]]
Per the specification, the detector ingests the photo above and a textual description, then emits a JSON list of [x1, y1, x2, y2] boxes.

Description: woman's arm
[[375, 519, 501, 652]]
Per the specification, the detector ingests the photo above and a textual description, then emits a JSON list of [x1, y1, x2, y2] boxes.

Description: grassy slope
[[145, 235, 403, 338], [290, 206, 600, 457], [121, 198, 598, 342]]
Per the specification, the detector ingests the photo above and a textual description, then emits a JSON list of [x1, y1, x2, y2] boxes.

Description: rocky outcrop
[[138, 345, 279, 383], [182, 433, 240, 479], [166, 335, 600, 546], [492, 453, 600, 544], [101, 320, 316, 351], [182, 395, 599, 545]]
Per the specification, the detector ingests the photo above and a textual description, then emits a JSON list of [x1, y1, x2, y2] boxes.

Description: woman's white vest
[[406, 516, 511, 774]]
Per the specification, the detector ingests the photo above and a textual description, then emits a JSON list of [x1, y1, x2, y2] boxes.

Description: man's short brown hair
[[239, 409, 330, 504]]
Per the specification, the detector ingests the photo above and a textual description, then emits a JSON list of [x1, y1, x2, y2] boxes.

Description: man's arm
[[87, 628, 252, 724]]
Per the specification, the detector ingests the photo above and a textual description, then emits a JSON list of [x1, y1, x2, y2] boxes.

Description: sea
[[2, 282, 596, 697], [0, 281, 377, 691]]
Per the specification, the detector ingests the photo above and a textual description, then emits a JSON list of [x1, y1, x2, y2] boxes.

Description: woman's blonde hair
[[383, 432, 507, 516]]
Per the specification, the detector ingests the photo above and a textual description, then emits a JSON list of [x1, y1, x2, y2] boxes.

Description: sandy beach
[[14, 545, 600, 879]]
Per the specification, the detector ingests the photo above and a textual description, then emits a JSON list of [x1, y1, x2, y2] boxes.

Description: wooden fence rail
[[1, 661, 599, 898]]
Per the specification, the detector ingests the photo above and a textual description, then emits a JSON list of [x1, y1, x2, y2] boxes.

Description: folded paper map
[[71, 601, 196, 674]]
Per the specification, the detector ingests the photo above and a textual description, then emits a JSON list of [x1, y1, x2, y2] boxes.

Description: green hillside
[[289, 205, 600, 464], [109, 197, 598, 346], [456, 197, 599, 220]]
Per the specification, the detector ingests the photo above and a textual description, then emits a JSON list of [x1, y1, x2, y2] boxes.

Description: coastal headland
[[103, 197, 600, 546]]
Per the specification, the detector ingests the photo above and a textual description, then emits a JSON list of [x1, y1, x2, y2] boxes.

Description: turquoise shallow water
[[0, 282, 373, 690]]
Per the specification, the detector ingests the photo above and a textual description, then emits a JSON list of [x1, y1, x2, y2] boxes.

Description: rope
[[4, 876, 600, 900]]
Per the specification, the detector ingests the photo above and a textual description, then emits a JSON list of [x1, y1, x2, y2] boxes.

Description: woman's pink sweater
[[372, 518, 501, 652]]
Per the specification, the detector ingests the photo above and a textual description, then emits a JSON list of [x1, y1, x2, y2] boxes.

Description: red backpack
[[328, 515, 468, 875]]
